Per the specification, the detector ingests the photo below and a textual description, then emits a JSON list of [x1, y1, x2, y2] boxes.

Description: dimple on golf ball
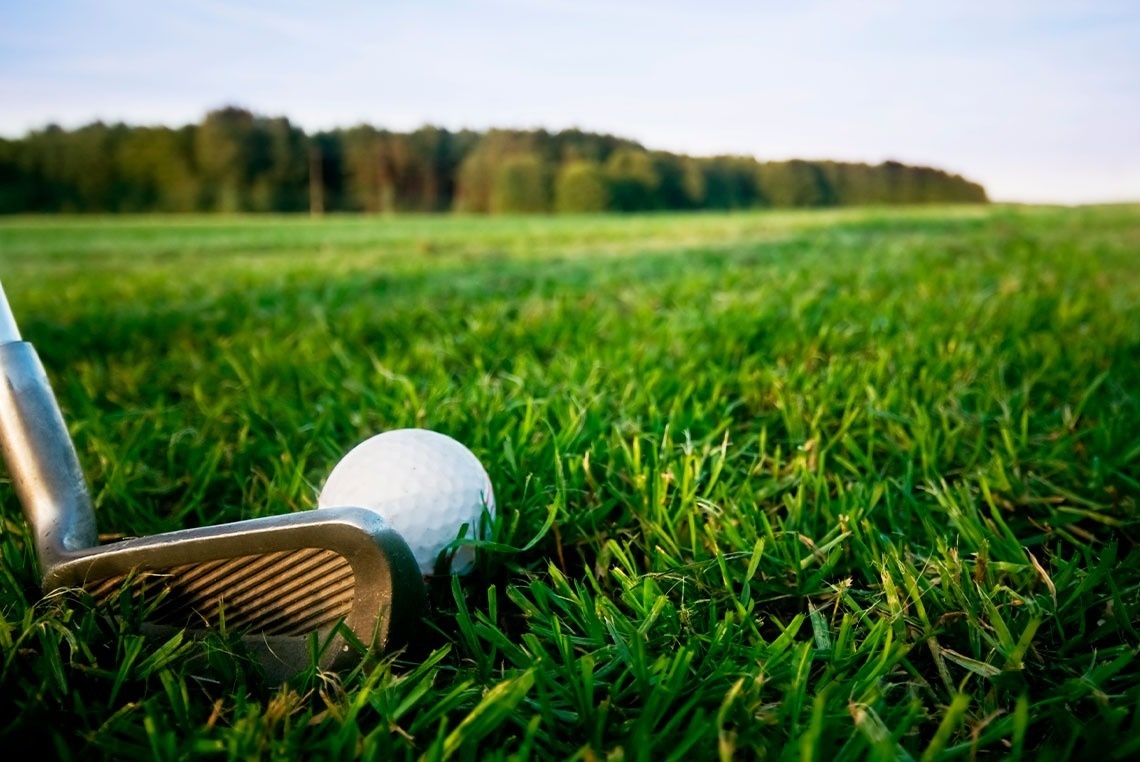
[[318, 428, 495, 575]]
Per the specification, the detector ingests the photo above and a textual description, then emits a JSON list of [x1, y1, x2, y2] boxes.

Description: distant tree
[[403, 127, 475, 212], [550, 129, 642, 165], [456, 130, 549, 213], [443, 129, 482, 208], [605, 148, 661, 212], [310, 131, 348, 211], [5, 125, 62, 210], [648, 152, 703, 210], [957, 175, 987, 203], [491, 154, 551, 213], [9, 122, 127, 212], [372, 132, 411, 213], [757, 160, 834, 207], [194, 107, 257, 211], [193, 110, 309, 212], [555, 160, 610, 213], [346, 126, 474, 213], [115, 126, 198, 211], [455, 150, 496, 213], [0, 138, 29, 212], [74, 123, 127, 210], [680, 157, 707, 208], [882, 160, 914, 204], [250, 116, 308, 212], [700, 156, 762, 209], [338, 126, 383, 212], [817, 161, 875, 206]]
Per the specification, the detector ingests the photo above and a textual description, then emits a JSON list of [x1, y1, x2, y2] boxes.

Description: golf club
[[0, 278, 427, 681]]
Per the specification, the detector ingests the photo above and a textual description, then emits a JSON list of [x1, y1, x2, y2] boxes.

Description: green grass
[[1, 204, 1138, 760]]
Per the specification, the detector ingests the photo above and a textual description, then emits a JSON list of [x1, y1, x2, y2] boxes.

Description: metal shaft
[[0, 279, 21, 344], [0, 278, 99, 574]]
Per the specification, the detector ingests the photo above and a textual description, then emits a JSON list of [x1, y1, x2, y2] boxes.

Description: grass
[[1, 204, 1138, 759]]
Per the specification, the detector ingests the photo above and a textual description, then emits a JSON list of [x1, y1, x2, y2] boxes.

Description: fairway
[[1, 205, 1138, 758]]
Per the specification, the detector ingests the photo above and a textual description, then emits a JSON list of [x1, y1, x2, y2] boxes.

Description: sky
[[1, 0, 1137, 204]]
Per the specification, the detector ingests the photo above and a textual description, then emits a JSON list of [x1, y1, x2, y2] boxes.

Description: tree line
[[0, 107, 987, 214]]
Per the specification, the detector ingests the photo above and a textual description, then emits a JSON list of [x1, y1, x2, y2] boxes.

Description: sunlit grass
[[1, 204, 1138, 759]]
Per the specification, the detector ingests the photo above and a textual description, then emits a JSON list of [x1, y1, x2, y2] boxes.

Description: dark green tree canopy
[[0, 108, 988, 214]]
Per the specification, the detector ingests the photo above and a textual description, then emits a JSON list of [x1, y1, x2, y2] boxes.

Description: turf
[[0, 204, 1138, 760]]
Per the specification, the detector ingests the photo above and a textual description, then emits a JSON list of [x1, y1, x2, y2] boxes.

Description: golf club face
[[50, 507, 426, 682], [0, 284, 427, 681]]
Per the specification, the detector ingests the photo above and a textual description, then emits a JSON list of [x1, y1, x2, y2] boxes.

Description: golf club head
[[49, 506, 426, 682], [0, 289, 427, 681]]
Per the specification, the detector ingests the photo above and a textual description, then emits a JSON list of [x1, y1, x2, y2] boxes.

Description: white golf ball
[[318, 428, 495, 576]]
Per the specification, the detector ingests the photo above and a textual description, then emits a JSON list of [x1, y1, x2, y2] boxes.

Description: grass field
[[1, 205, 1138, 760]]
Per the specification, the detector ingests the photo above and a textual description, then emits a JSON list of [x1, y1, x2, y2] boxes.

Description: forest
[[0, 107, 988, 214]]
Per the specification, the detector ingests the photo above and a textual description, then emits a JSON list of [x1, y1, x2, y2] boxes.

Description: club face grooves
[[86, 547, 357, 637]]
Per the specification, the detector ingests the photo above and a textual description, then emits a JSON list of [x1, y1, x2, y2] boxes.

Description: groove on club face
[[85, 547, 357, 636]]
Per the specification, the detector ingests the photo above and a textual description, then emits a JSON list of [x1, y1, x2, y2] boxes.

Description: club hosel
[[0, 342, 98, 573]]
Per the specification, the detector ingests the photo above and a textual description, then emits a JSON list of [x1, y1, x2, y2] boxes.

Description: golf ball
[[318, 428, 495, 576]]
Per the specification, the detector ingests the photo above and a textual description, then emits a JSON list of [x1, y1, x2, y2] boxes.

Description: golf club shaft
[[0, 280, 21, 344], [0, 278, 98, 571]]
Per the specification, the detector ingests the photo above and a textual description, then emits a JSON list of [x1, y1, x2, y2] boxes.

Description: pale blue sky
[[2, 0, 1137, 203]]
